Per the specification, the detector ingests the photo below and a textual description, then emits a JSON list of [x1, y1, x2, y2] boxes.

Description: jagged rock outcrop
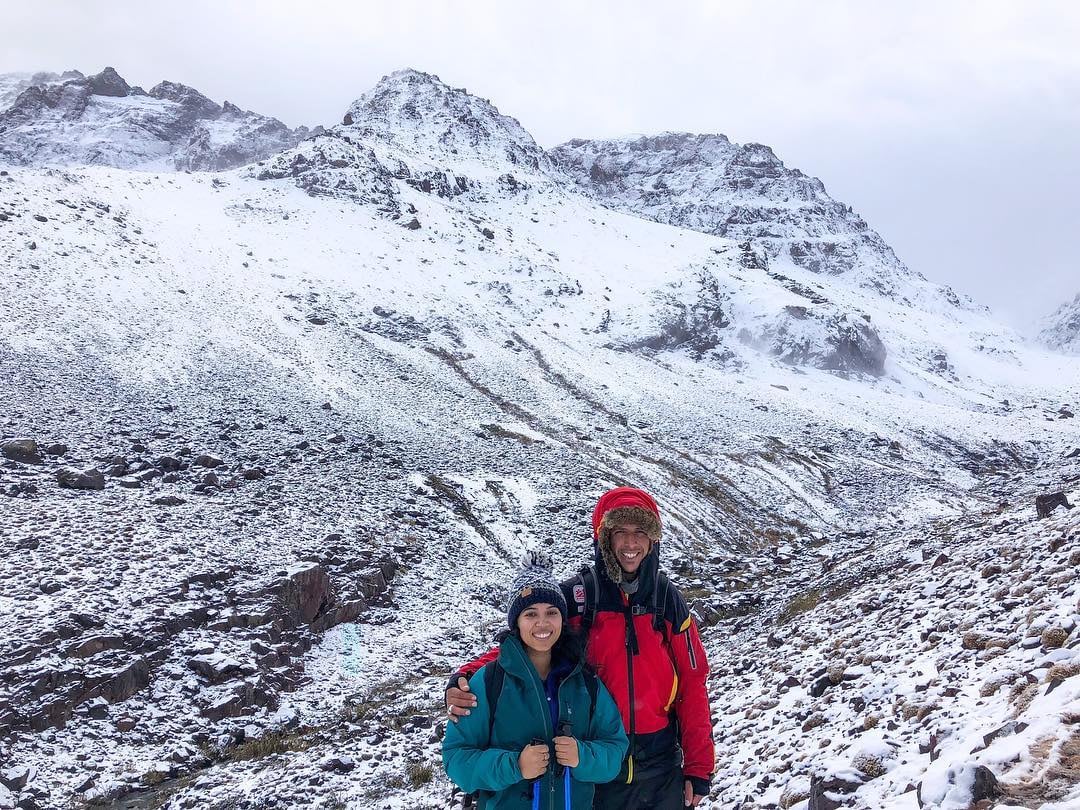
[[1037, 292, 1080, 355], [0, 67, 314, 170], [0, 70, 84, 112]]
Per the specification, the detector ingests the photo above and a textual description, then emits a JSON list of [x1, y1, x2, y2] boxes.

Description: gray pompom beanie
[[506, 550, 568, 629]]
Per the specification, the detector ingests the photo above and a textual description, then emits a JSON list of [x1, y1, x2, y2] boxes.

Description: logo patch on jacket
[[573, 584, 586, 606]]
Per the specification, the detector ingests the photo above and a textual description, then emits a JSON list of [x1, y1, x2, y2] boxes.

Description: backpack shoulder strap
[[652, 571, 671, 636], [576, 565, 600, 633], [484, 660, 505, 738], [582, 667, 599, 722]]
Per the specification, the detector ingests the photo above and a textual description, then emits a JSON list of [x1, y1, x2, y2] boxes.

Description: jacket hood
[[591, 487, 663, 592]]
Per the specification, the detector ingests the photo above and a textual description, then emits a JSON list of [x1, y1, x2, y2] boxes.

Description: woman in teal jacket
[[443, 552, 628, 809]]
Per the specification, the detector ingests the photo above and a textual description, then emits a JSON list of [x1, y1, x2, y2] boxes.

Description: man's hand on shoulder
[[445, 675, 477, 723]]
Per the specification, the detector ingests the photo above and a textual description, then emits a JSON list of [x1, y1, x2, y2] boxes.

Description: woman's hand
[[519, 742, 549, 779], [553, 736, 579, 768]]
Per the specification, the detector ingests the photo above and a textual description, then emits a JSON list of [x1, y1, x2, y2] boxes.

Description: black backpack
[[574, 564, 671, 639]]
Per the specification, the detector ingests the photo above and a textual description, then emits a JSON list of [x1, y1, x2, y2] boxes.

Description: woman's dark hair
[[496, 620, 587, 668]]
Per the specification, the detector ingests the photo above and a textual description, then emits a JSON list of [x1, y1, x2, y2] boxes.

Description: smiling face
[[610, 523, 652, 576], [516, 602, 562, 653]]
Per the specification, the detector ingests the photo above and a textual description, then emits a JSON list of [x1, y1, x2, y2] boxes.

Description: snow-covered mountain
[[1038, 293, 1080, 355], [0, 67, 1078, 810], [550, 134, 969, 303], [0, 67, 316, 171]]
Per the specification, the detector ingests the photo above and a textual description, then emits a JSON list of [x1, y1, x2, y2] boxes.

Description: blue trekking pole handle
[[529, 738, 543, 810], [557, 721, 573, 810]]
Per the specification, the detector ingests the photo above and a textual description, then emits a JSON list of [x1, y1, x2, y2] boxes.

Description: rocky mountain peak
[[149, 80, 222, 118], [1037, 292, 1080, 355], [550, 132, 928, 299], [342, 67, 549, 175], [0, 66, 309, 171], [86, 66, 132, 98]]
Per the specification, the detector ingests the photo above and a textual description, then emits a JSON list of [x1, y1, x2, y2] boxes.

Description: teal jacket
[[442, 634, 628, 809]]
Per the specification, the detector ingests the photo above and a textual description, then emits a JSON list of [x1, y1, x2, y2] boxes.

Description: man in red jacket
[[446, 487, 714, 808]]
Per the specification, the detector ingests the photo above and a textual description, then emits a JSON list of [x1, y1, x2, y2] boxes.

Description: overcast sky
[[5, 1, 1078, 328]]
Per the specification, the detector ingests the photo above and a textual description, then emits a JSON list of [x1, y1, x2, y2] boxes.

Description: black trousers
[[593, 767, 684, 810]]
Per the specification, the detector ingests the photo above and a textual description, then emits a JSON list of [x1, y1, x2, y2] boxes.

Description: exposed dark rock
[[157, 455, 182, 471], [1, 438, 43, 465], [187, 653, 245, 683], [1036, 491, 1073, 519], [320, 755, 355, 773], [273, 564, 331, 626], [809, 674, 835, 698], [65, 634, 125, 659], [973, 766, 1000, 801], [87, 67, 131, 97], [809, 773, 863, 809], [56, 466, 105, 490]]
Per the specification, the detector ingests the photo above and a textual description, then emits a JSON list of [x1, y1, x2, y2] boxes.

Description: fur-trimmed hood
[[591, 487, 662, 587]]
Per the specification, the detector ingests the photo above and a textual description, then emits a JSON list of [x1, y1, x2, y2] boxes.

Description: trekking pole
[[557, 721, 573, 810], [529, 738, 543, 810]]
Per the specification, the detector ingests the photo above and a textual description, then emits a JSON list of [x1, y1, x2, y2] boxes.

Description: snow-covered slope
[[1038, 293, 1080, 355], [0, 68, 1078, 810], [0, 67, 315, 171], [547, 133, 1006, 380]]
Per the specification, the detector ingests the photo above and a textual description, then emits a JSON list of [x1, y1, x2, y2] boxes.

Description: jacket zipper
[[624, 602, 637, 784], [514, 641, 579, 810]]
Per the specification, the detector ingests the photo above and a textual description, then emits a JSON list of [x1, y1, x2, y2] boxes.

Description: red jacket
[[457, 554, 714, 790]]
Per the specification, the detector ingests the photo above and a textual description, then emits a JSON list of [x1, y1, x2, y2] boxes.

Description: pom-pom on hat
[[591, 486, 662, 583], [506, 549, 568, 629]]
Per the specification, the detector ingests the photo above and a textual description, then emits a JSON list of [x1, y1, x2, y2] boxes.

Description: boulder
[[193, 454, 223, 468], [56, 467, 105, 490], [809, 773, 863, 809], [187, 652, 244, 683], [1036, 492, 1073, 519], [1, 439, 43, 464], [320, 755, 355, 773], [65, 635, 125, 659], [157, 455, 182, 472], [0, 767, 33, 792]]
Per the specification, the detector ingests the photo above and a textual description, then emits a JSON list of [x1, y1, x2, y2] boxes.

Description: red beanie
[[592, 486, 661, 539]]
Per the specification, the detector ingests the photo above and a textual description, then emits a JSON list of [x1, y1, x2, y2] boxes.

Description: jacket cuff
[[686, 774, 711, 797]]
